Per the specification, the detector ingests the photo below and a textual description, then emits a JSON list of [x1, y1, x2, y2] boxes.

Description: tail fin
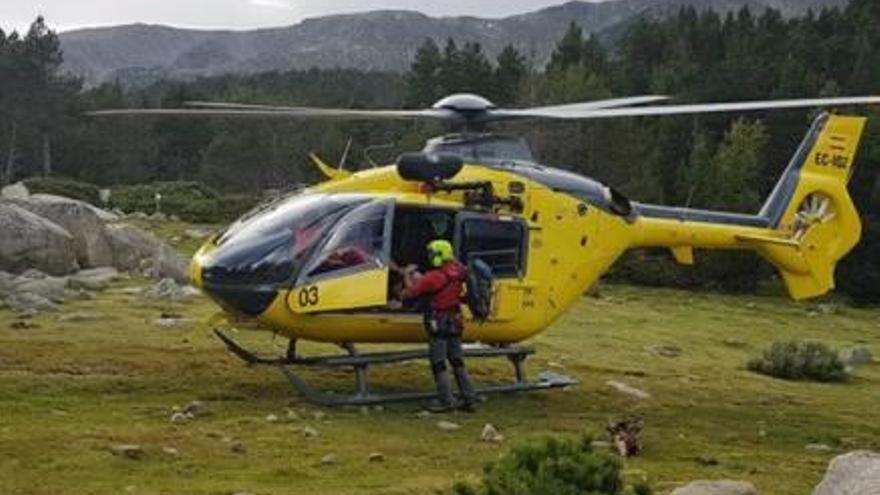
[[741, 113, 866, 299]]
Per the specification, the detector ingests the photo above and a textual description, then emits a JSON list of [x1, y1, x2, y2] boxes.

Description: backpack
[[465, 258, 494, 322]]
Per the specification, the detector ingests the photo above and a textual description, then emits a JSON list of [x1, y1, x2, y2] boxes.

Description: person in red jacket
[[402, 239, 477, 411]]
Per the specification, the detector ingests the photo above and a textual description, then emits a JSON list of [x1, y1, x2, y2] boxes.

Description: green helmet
[[427, 239, 454, 268]]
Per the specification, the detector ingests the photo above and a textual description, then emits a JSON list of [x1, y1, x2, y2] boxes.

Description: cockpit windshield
[[204, 194, 368, 288], [423, 135, 535, 163]]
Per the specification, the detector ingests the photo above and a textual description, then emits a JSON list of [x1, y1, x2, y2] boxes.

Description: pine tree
[[405, 38, 443, 107], [494, 45, 527, 106]]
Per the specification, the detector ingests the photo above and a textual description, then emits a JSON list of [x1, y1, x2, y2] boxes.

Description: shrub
[[22, 177, 102, 205], [453, 434, 651, 495], [748, 340, 847, 382], [110, 181, 259, 223]]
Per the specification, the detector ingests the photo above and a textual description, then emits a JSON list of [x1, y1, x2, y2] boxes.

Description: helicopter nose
[[194, 239, 288, 317]]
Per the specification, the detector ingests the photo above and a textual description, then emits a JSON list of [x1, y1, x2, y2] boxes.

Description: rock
[[144, 278, 184, 300], [606, 380, 651, 400], [302, 426, 319, 438], [185, 228, 212, 240], [671, 480, 757, 495], [153, 243, 190, 284], [162, 447, 180, 457], [0, 271, 14, 296], [105, 224, 161, 272], [480, 423, 504, 443], [812, 451, 880, 495], [68, 267, 120, 291], [320, 453, 337, 465], [151, 212, 167, 221], [181, 400, 206, 417], [58, 311, 102, 323], [1, 182, 29, 200], [368, 452, 385, 462], [839, 346, 873, 367], [10, 194, 114, 268], [436, 421, 461, 432], [170, 412, 188, 424], [110, 444, 144, 460], [5, 292, 57, 314], [285, 409, 300, 421], [266, 414, 279, 423], [806, 443, 832, 452], [0, 203, 78, 275], [155, 317, 180, 328], [13, 275, 68, 302], [648, 343, 683, 358], [312, 411, 327, 421], [230, 442, 247, 454], [695, 455, 720, 466]]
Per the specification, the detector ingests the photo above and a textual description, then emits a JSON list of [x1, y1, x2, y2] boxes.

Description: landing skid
[[213, 329, 577, 407]]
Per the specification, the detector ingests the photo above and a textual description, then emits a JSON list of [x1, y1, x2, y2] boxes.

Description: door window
[[301, 200, 391, 282], [460, 217, 526, 278]]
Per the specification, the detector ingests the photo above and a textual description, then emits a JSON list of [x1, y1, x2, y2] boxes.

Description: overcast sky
[[0, 0, 602, 33]]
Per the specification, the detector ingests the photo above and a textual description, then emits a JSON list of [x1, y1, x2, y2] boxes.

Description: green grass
[[1, 281, 878, 495]]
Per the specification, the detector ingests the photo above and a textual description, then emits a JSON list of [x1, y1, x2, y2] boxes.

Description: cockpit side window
[[301, 200, 391, 282]]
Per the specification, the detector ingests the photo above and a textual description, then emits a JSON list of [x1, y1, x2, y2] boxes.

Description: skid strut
[[213, 329, 577, 407]]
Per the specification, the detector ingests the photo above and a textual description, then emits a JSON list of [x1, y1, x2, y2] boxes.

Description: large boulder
[[105, 223, 161, 272], [813, 451, 880, 495], [0, 203, 78, 276], [671, 480, 758, 495], [13, 273, 69, 302], [153, 243, 190, 284], [1, 182, 29, 200], [68, 267, 120, 291], [9, 194, 113, 268]]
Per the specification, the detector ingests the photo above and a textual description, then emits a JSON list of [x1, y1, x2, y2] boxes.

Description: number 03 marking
[[298, 286, 319, 307]]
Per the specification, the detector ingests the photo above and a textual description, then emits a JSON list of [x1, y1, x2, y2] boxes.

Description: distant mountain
[[60, 0, 848, 87]]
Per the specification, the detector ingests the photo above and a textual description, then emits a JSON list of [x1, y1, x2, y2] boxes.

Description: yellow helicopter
[[94, 93, 879, 405]]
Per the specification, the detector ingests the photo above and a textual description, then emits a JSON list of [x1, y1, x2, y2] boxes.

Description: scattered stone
[[839, 346, 873, 367], [185, 228, 212, 240], [144, 278, 185, 300], [68, 267, 120, 291], [161, 447, 180, 457], [436, 421, 461, 432], [312, 411, 326, 421], [285, 409, 300, 421], [648, 343, 683, 358], [695, 455, 720, 466], [302, 426, 319, 438], [181, 400, 206, 417], [320, 453, 337, 465], [230, 442, 247, 454], [153, 243, 190, 284], [5, 292, 57, 314], [806, 443, 832, 452], [155, 316, 181, 329], [480, 423, 504, 443], [671, 480, 757, 495], [9, 320, 40, 330], [58, 311, 102, 323], [14, 274, 69, 302], [745, 302, 757, 309], [414, 410, 431, 419], [606, 380, 651, 400], [170, 412, 188, 424], [266, 414, 279, 423], [813, 450, 880, 495], [817, 303, 839, 315], [368, 452, 385, 462], [110, 444, 144, 460]]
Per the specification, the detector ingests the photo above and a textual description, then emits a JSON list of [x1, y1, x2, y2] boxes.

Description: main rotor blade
[[500, 96, 880, 120], [524, 95, 670, 113], [88, 107, 456, 120]]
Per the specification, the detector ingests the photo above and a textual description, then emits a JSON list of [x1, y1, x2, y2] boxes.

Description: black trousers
[[426, 310, 476, 404]]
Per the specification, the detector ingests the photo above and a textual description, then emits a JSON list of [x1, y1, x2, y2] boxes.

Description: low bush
[[110, 181, 259, 223], [453, 434, 651, 495], [748, 340, 847, 382], [22, 177, 102, 205]]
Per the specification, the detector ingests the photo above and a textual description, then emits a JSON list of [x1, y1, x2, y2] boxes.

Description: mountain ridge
[[59, 0, 848, 87]]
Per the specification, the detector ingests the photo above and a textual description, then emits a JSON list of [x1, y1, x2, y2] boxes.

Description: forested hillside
[[1, 0, 878, 301]]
